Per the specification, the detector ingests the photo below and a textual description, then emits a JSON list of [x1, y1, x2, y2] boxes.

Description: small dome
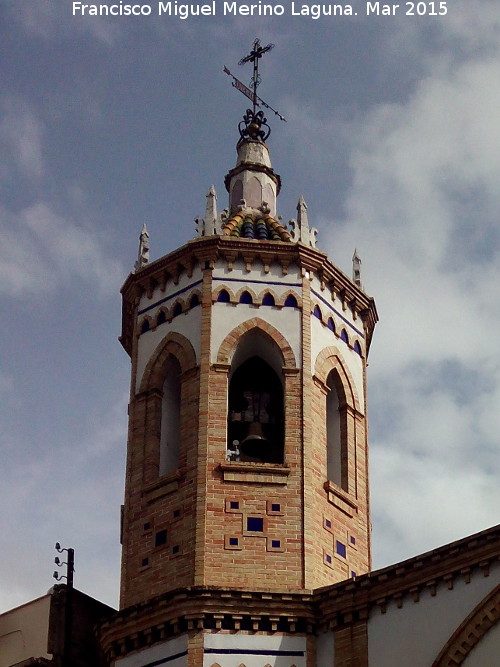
[[221, 211, 291, 242]]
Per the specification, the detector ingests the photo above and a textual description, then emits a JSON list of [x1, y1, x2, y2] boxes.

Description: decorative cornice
[[120, 236, 377, 357], [99, 587, 314, 660], [99, 525, 500, 662]]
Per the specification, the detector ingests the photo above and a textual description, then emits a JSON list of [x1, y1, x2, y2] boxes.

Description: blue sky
[[1, 0, 499, 612]]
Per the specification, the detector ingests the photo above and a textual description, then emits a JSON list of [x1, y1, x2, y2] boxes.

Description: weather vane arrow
[[223, 39, 287, 123]]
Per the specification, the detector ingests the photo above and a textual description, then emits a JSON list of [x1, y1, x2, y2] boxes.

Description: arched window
[[217, 289, 230, 303], [262, 292, 275, 306], [354, 341, 362, 356], [327, 317, 335, 332], [172, 302, 183, 317], [284, 294, 298, 308], [140, 319, 150, 334], [326, 370, 348, 491], [189, 293, 200, 309], [239, 291, 253, 305], [227, 356, 284, 464], [340, 328, 349, 344], [157, 310, 167, 327], [313, 305, 322, 321], [159, 356, 181, 475]]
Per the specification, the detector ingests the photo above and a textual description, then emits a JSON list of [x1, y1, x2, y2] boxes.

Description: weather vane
[[224, 38, 286, 142]]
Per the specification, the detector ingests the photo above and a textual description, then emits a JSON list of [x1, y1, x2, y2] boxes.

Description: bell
[[240, 421, 269, 460]]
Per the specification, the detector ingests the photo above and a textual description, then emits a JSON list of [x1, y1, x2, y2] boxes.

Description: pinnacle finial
[[195, 186, 218, 237], [289, 196, 318, 247], [134, 224, 149, 271], [352, 248, 362, 287]]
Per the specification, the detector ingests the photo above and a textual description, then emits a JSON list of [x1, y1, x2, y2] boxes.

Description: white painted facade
[[212, 259, 302, 297], [136, 306, 202, 392], [115, 635, 188, 667], [210, 302, 302, 367], [463, 620, 500, 666], [203, 632, 307, 667], [365, 560, 500, 667], [315, 631, 334, 667]]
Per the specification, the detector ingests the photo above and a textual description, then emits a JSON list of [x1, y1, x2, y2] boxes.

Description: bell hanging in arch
[[239, 420, 270, 461]]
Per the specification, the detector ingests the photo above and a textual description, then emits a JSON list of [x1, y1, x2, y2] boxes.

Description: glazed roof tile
[[222, 211, 291, 242]]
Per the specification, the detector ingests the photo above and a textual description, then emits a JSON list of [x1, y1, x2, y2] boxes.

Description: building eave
[[119, 236, 378, 357]]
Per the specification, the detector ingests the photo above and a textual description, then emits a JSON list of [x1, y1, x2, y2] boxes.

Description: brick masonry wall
[[119, 245, 373, 609]]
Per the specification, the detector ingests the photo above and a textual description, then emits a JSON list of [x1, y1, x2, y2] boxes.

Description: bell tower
[[100, 47, 377, 666]]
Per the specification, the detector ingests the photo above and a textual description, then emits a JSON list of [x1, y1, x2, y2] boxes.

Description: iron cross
[[238, 39, 275, 114]]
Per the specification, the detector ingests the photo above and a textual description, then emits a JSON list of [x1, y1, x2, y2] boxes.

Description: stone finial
[[289, 196, 318, 247], [352, 248, 362, 287], [134, 223, 149, 271], [205, 185, 217, 235], [195, 186, 218, 237]]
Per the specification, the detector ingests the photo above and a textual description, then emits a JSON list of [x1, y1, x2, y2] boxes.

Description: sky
[[1, 0, 499, 614]]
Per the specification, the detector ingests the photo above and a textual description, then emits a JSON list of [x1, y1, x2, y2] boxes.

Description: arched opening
[[327, 317, 335, 332], [172, 302, 183, 318], [313, 305, 322, 321], [326, 369, 347, 490], [284, 294, 298, 308], [140, 319, 150, 334], [227, 356, 284, 464], [262, 292, 275, 306], [217, 289, 230, 303], [189, 293, 200, 309], [239, 291, 253, 305], [340, 328, 349, 344], [159, 355, 181, 475], [157, 310, 167, 326]]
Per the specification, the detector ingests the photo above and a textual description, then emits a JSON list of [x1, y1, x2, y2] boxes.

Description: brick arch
[[171, 297, 186, 316], [188, 289, 202, 307], [234, 285, 259, 304], [352, 337, 364, 357], [217, 317, 297, 368], [156, 306, 168, 326], [312, 302, 324, 322], [314, 346, 361, 413], [278, 289, 302, 308], [212, 284, 235, 303], [139, 331, 197, 392], [138, 314, 153, 335], [257, 287, 279, 306], [432, 585, 500, 667]]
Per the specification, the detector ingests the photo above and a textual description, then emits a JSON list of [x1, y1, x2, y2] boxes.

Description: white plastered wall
[[310, 317, 364, 410], [203, 632, 307, 667], [212, 258, 302, 366], [316, 631, 334, 667], [309, 275, 365, 407], [366, 561, 500, 667], [462, 619, 500, 666], [138, 265, 203, 312], [115, 635, 188, 667], [135, 307, 202, 393], [211, 302, 301, 367], [212, 258, 302, 300]]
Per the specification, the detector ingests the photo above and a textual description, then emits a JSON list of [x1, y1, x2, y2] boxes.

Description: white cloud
[[0, 97, 44, 180], [0, 202, 123, 298], [0, 393, 127, 613], [319, 23, 500, 569], [9, 1, 122, 46]]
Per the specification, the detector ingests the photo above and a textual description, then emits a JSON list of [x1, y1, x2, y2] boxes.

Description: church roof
[[221, 210, 291, 242]]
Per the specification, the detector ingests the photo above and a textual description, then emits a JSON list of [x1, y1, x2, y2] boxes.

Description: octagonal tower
[[100, 110, 378, 666]]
